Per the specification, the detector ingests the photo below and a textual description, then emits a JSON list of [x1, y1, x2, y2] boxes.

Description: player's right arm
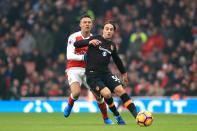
[[74, 36, 101, 48], [67, 35, 84, 61], [74, 39, 89, 48]]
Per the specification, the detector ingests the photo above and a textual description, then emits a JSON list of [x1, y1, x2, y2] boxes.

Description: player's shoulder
[[91, 34, 102, 39], [69, 31, 81, 39]]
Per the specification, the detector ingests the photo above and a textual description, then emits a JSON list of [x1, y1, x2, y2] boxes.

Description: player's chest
[[96, 44, 112, 57], [75, 46, 88, 54]]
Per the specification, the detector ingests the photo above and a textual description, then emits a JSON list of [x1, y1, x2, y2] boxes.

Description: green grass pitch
[[0, 112, 196, 131]]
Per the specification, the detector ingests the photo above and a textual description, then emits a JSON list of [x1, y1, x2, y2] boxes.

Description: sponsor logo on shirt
[[99, 46, 111, 54]]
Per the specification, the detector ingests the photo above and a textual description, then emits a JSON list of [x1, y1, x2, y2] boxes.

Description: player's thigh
[[82, 75, 104, 100], [81, 75, 104, 100], [102, 73, 122, 92], [82, 74, 90, 89], [86, 74, 106, 95], [66, 68, 83, 93], [66, 68, 83, 85]]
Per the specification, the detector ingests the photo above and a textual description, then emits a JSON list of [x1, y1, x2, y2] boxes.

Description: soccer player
[[64, 15, 113, 125], [74, 21, 138, 124]]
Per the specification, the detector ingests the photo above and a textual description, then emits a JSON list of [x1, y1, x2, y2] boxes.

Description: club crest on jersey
[[102, 51, 107, 56]]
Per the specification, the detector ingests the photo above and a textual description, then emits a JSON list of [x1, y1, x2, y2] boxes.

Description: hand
[[89, 39, 101, 46], [122, 73, 129, 86]]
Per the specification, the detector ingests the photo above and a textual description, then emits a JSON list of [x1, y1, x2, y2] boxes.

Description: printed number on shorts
[[112, 75, 121, 83]]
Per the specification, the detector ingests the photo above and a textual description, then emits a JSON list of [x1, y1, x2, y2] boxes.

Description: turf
[[0, 113, 196, 131]]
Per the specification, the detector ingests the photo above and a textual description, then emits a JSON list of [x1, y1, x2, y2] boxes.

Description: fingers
[[89, 39, 101, 46]]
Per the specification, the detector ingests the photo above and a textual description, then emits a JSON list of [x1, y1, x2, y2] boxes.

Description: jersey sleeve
[[111, 45, 126, 74], [66, 35, 84, 61], [74, 39, 90, 48], [74, 36, 96, 48]]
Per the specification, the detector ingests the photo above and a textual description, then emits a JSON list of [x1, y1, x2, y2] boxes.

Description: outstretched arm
[[74, 39, 101, 48], [74, 39, 90, 48]]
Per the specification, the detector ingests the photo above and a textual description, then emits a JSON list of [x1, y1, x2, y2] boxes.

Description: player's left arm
[[111, 45, 128, 85]]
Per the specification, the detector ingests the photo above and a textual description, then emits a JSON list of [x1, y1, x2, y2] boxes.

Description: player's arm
[[74, 36, 101, 48], [74, 39, 90, 48], [67, 35, 84, 61], [111, 45, 128, 85], [111, 45, 126, 74]]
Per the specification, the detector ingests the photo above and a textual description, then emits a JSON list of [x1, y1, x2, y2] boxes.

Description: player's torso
[[86, 36, 113, 72], [66, 32, 89, 69], [75, 36, 88, 55]]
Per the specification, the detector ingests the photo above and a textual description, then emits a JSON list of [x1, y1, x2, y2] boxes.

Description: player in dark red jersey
[[64, 15, 113, 125], [74, 21, 138, 124]]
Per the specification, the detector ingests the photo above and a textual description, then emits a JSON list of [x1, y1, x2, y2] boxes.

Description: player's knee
[[103, 91, 112, 98], [104, 93, 111, 99], [114, 85, 125, 96], [72, 92, 80, 99], [72, 88, 81, 97], [100, 87, 112, 98], [70, 83, 81, 99]]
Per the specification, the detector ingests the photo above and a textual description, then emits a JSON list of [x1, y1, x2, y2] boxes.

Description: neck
[[81, 31, 90, 38], [102, 35, 111, 41]]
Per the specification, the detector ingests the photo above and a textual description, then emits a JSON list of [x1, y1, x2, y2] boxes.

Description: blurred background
[[0, 0, 197, 101]]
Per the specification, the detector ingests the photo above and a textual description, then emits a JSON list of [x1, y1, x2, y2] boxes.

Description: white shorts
[[66, 67, 89, 88]]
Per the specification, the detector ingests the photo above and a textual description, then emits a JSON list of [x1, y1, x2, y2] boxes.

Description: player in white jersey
[[64, 14, 113, 124]]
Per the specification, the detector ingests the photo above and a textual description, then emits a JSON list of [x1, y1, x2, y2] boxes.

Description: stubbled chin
[[105, 37, 111, 40], [85, 29, 90, 32]]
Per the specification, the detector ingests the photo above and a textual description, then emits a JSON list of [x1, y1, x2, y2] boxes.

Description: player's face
[[80, 17, 93, 33], [102, 24, 114, 39]]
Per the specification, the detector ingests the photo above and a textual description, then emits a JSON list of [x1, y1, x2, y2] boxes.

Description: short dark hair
[[103, 20, 116, 31], [79, 14, 92, 21]]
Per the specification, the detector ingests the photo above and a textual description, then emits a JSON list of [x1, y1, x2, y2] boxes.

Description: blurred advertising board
[[0, 98, 197, 114]]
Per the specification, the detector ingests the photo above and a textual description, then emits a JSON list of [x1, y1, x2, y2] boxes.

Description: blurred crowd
[[0, 0, 197, 100]]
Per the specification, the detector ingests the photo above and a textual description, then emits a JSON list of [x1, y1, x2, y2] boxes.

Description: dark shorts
[[86, 72, 122, 94]]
